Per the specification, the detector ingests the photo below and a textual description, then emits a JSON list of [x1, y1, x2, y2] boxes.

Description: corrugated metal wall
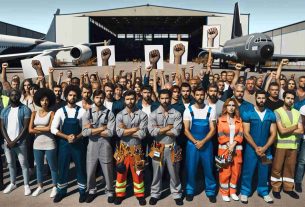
[[0, 21, 45, 38]]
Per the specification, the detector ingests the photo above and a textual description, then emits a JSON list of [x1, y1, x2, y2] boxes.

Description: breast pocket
[[167, 117, 175, 125]]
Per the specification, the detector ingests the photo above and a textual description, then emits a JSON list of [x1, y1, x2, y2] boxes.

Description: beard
[[161, 102, 170, 109], [256, 101, 265, 108], [143, 96, 151, 102], [195, 98, 204, 105], [67, 98, 76, 105], [126, 103, 135, 109], [208, 94, 217, 102]]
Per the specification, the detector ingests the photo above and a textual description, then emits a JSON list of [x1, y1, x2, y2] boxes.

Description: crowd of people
[[0, 57, 305, 206]]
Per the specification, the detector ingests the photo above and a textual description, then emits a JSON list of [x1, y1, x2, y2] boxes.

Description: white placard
[[21, 56, 53, 79], [202, 25, 221, 49], [169, 40, 188, 65], [96, 45, 115, 66], [144, 45, 163, 70]]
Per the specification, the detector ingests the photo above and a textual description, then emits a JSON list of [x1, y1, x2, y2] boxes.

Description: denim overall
[[185, 106, 216, 196], [57, 106, 87, 195]]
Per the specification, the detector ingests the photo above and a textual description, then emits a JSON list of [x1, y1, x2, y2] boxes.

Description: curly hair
[[64, 84, 81, 100], [33, 88, 56, 107]]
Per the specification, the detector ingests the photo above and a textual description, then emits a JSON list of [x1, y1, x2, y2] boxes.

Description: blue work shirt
[[242, 107, 276, 147], [239, 99, 254, 118]]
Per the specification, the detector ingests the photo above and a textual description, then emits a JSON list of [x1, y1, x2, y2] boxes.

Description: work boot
[[185, 194, 194, 201], [114, 197, 123, 205], [149, 197, 158, 205], [272, 191, 281, 199], [284, 191, 299, 199], [174, 198, 183, 206], [137, 197, 146, 206]]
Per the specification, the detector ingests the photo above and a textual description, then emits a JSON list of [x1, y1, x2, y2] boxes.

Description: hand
[[181, 67, 186, 72], [37, 76, 45, 81], [119, 69, 125, 74], [80, 74, 84, 79], [59, 72, 63, 77], [271, 71, 277, 79], [2, 63, 8, 68], [149, 49, 160, 69], [6, 140, 15, 149], [84, 123, 93, 129], [281, 59, 289, 66], [67, 134, 76, 143], [119, 123, 127, 129], [31, 60, 44, 77], [235, 63, 243, 71], [101, 48, 111, 66], [84, 71, 88, 76], [189, 65, 195, 70], [160, 69, 164, 75], [207, 27, 218, 47], [146, 65, 152, 73], [173, 43, 185, 64], [255, 146, 265, 157], [48, 67, 54, 73], [106, 74, 110, 79], [167, 124, 174, 131], [244, 68, 251, 73], [195, 140, 205, 149], [291, 73, 295, 79]]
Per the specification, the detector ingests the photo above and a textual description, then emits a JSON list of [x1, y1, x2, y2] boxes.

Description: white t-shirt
[[7, 107, 20, 141], [103, 100, 113, 111], [184, 103, 190, 109], [300, 105, 305, 139], [183, 105, 216, 129], [142, 105, 151, 116], [229, 123, 236, 144], [254, 108, 266, 122], [76, 101, 94, 109], [51, 106, 86, 135]]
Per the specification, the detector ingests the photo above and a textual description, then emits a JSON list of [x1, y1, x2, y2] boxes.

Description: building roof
[[264, 20, 305, 37], [57, 4, 250, 17]]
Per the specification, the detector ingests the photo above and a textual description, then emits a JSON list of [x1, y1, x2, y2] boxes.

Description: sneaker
[[284, 191, 299, 199], [114, 197, 123, 205], [174, 198, 183, 206], [79, 193, 87, 203], [107, 196, 115, 203], [272, 191, 281, 199], [186, 194, 194, 201], [231, 194, 239, 201], [32, 187, 44, 197], [240, 195, 248, 204], [149, 197, 158, 205], [50, 187, 57, 198], [53, 193, 65, 203], [137, 197, 146, 206], [263, 195, 274, 204], [3, 183, 17, 194], [24, 185, 31, 196], [295, 183, 302, 193], [86, 193, 96, 203], [222, 195, 230, 202], [208, 196, 217, 203]]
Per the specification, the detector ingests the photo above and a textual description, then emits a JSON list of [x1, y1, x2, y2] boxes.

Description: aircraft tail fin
[[43, 9, 60, 42], [231, 2, 243, 39]]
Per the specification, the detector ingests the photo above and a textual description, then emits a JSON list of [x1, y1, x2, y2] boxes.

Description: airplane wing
[[0, 40, 111, 62], [271, 54, 305, 62], [198, 48, 238, 61]]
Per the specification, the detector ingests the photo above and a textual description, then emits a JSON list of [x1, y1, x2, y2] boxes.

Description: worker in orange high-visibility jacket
[[217, 98, 243, 202]]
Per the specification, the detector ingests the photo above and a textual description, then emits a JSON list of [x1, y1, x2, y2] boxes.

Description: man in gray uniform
[[114, 90, 148, 206], [148, 89, 183, 206], [82, 89, 115, 203]]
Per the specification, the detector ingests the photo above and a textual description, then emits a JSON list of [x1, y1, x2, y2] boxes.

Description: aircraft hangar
[[264, 21, 305, 65], [55, 4, 249, 62]]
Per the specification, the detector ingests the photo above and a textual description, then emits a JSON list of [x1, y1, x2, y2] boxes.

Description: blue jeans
[[296, 139, 305, 183], [33, 149, 57, 185], [3, 141, 29, 185]]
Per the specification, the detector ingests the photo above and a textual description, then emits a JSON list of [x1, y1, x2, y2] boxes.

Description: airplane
[[0, 9, 109, 64], [198, 2, 305, 69]]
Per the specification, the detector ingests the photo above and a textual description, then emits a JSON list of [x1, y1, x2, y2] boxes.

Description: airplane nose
[[260, 45, 274, 59]]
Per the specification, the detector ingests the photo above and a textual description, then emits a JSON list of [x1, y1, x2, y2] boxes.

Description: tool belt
[[148, 141, 182, 165], [114, 142, 145, 172]]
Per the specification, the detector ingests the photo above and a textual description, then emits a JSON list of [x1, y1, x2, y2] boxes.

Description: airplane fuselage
[[0, 34, 63, 61], [223, 33, 274, 64]]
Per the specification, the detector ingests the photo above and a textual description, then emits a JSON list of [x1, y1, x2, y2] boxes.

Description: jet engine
[[70, 45, 92, 62]]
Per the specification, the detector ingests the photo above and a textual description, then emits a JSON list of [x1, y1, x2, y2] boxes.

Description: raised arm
[[230, 63, 242, 89], [275, 59, 289, 85], [48, 67, 55, 90]]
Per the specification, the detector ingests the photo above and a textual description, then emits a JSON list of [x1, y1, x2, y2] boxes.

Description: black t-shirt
[[265, 97, 284, 111]]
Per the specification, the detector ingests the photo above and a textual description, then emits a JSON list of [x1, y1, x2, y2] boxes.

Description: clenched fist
[[173, 43, 185, 64], [31, 60, 45, 77], [280, 59, 289, 66], [234, 63, 243, 71], [101, 48, 111, 66], [149, 49, 160, 69], [207, 27, 219, 47]]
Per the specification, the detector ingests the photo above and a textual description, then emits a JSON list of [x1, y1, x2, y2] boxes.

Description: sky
[[0, 0, 305, 34]]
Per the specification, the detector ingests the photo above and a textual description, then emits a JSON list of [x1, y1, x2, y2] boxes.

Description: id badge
[[154, 151, 161, 158]]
